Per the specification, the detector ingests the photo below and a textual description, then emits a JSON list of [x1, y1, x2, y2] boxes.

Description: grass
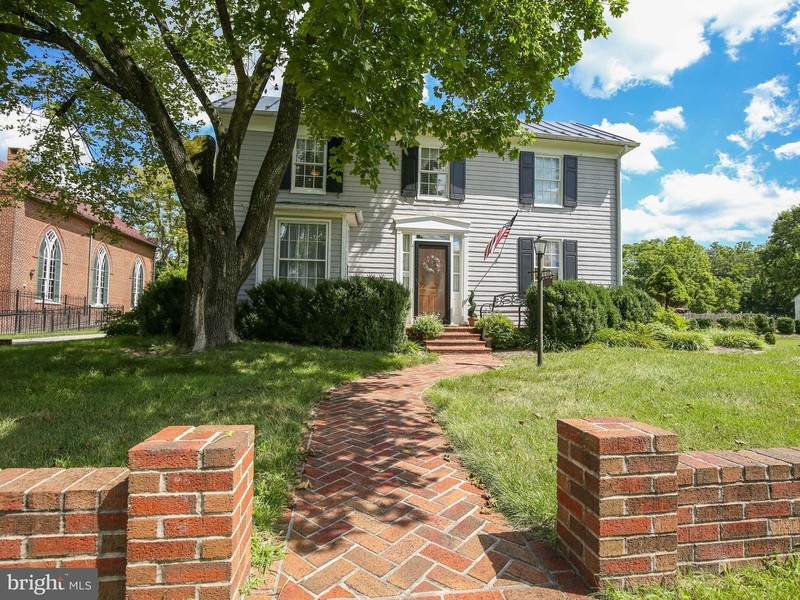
[[427, 335, 800, 536], [602, 556, 800, 600], [0, 336, 432, 534]]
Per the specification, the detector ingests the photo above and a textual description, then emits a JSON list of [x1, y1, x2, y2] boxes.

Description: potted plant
[[467, 290, 477, 327]]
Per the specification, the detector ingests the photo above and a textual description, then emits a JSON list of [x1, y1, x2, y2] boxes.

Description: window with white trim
[[131, 258, 145, 308], [292, 138, 326, 193], [419, 147, 448, 197], [540, 240, 561, 281], [535, 156, 561, 206], [37, 229, 62, 302], [92, 246, 110, 306], [277, 221, 328, 288]]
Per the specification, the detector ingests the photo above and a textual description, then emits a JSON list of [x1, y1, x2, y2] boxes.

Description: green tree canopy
[[0, 0, 628, 350], [646, 265, 689, 309], [761, 205, 800, 307]]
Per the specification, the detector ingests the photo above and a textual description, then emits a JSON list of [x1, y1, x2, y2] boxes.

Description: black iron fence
[[0, 290, 123, 335]]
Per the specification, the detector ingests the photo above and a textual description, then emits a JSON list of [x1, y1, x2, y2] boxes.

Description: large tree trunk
[[177, 210, 242, 351]]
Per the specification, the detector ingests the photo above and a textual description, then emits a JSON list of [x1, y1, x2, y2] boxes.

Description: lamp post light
[[532, 236, 548, 367]]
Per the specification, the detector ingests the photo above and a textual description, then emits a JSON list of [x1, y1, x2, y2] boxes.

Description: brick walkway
[[263, 355, 588, 599]]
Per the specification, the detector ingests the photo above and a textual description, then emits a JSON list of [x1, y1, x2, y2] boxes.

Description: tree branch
[[214, 0, 248, 84], [154, 15, 225, 140]]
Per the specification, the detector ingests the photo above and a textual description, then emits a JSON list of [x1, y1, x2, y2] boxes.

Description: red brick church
[[0, 150, 156, 322]]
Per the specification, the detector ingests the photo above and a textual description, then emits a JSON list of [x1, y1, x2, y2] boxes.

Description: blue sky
[[538, 0, 800, 245]]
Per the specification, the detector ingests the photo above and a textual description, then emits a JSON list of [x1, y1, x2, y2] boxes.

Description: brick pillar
[[126, 425, 255, 600], [556, 418, 679, 589]]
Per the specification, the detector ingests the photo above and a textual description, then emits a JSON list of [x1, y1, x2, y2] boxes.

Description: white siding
[[234, 130, 620, 318]]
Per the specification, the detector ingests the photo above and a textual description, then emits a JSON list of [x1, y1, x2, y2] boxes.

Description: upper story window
[[131, 258, 145, 308], [276, 220, 329, 289], [37, 229, 62, 303], [292, 138, 326, 194], [419, 147, 448, 198], [92, 246, 110, 306], [535, 156, 561, 206]]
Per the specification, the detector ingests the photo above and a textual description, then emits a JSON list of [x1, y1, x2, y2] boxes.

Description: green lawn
[[427, 335, 800, 535], [0, 337, 432, 533]]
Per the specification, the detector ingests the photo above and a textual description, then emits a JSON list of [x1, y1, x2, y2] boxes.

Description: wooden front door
[[414, 242, 450, 324]]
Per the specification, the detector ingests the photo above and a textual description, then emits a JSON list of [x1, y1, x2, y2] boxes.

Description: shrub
[[314, 277, 410, 351], [765, 331, 776, 345], [652, 308, 688, 330], [136, 271, 186, 336], [591, 328, 662, 349], [103, 311, 140, 336], [796, 319, 800, 334], [710, 329, 764, 350], [776, 317, 795, 335], [397, 339, 427, 355], [526, 280, 613, 348], [642, 322, 674, 342], [663, 331, 712, 351], [410, 313, 445, 340], [244, 280, 315, 343], [753, 313, 775, 335], [717, 317, 733, 329], [609, 285, 660, 324], [694, 318, 715, 330], [242, 277, 411, 351], [475, 313, 520, 349]]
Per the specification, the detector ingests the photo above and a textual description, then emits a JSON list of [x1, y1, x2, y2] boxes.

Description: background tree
[[0, 0, 627, 351], [713, 278, 741, 312], [646, 265, 689, 309], [123, 165, 188, 276], [760, 205, 800, 310]]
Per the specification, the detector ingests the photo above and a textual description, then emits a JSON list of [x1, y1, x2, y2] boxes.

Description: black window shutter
[[563, 155, 578, 208], [519, 151, 534, 204], [279, 160, 292, 190], [401, 146, 419, 197], [326, 137, 344, 193], [563, 240, 578, 280], [450, 159, 466, 201], [518, 238, 534, 295]]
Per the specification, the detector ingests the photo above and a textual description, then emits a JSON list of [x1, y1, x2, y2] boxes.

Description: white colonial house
[[217, 95, 638, 325]]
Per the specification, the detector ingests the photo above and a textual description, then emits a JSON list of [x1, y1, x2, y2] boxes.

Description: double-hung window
[[419, 147, 448, 198], [535, 156, 561, 206], [276, 221, 329, 289], [292, 138, 326, 193], [540, 240, 561, 280]]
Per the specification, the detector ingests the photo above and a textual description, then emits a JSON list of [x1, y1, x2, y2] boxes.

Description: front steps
[[423, 326, 491, 354]]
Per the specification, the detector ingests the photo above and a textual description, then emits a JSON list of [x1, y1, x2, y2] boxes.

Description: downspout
[[615, 145, 628, 286]]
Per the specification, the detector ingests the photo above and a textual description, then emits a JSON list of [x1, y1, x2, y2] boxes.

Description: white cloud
[[783, 9, 800, 44], [0, 109, 43, 161], [572, 0, 794, 98], [774, 140, 800, 158], [623, 153, 800, 242], [651, 107, 686, 130], [593, 117, 675, 175], [727, 75, 798, 149]]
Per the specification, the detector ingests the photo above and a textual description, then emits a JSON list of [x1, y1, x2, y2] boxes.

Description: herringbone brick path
[[259, 355, 588, 599]]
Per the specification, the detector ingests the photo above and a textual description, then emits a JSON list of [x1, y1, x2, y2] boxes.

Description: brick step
[[426, 338, 487, 347], [439, 331, 483, 340], [443, 326, 481, 334], [425, 344, 492, 354]]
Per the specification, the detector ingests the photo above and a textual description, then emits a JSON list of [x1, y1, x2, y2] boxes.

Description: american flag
[[484, 212, 518, 260]]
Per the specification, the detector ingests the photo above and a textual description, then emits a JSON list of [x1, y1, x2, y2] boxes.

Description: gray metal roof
[[213, 95, 638, 147]]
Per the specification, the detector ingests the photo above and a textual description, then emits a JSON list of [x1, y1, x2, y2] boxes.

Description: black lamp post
[[532, 236, 548, 366]]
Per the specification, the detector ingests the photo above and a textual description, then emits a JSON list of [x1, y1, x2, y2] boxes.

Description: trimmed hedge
[[609, 285, 660, 324], [776, 316, 795, 335], [526, 280, 617, 348], [136, 271, 186, 336], [238, 276, 410, 352]]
